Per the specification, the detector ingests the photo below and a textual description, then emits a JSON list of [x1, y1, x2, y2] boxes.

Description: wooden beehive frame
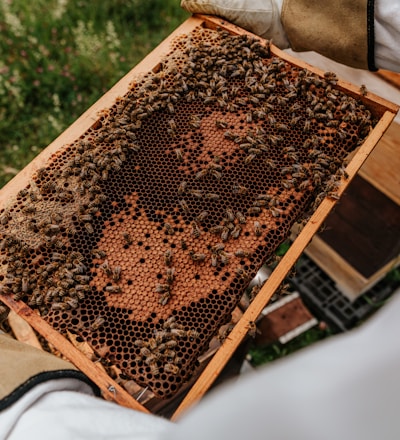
[[0, 15, 398, 417]]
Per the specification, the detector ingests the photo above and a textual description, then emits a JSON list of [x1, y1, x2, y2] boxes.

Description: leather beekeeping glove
[[181, 0, 375, 70], [0, 332, 97, 411]]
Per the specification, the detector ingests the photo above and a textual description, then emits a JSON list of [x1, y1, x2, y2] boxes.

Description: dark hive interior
[[0, 26, 379, 398]]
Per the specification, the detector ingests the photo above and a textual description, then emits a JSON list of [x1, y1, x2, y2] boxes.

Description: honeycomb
[[0, 26, 378, 398]]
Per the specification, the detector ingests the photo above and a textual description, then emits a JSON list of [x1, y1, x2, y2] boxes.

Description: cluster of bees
[[134, 316, 199, 376], [0, 232, 91, 312], [0, 26, 377, 398]]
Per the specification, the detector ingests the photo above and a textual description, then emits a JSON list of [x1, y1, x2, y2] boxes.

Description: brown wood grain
[[359, 122, 400, 205]]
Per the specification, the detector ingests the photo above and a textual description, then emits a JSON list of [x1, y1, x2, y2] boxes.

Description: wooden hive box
[[304, 120, 400, 300], [0, 15, 398, 417]]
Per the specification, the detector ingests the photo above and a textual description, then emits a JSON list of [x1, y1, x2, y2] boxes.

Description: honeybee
[[164, 249, 173, 267], [167, 103, 175, 114], [79, 214, 93, 223], [220, 227, 230, 242], [163, 349, 176, 360], [175, 149, 183, 162], [162, 316, 176, 329], [224, 130, 237, 141], [65, 297, 79, 309], [191, 221, 201, 238], [248, 207, 261, 215], [209, 168, 222, 180], [248, 284, 262, 302], [196, 211, 209, 223], [51, 302, 69, 311], [75, 275, 90, 283], [290, 115, 302, 126], [187, 329, 200, 339], [195, 168, 208, 180], [189, 114, 201, 129], [324, 71, 338, 83], [90, 315, 105, 331], [0, 211, 10, 225], [134, 339, 148, 348], [299, 179, 311, 190], [164, 223, 175, 236], [112, 266, 122, 282], [234, 249, 251, 258], [166, 268, 175, 284], [254, 221, 262, 236], [235, 266, 249, 280], [92, 249, 107, 259], [170, 328, 186, 338], [159, 291, 171, 306], [179, 199, 190, 213], [205, 193, 220, 201], [140, 347, 152, 357], [211, 243, 225, 254], [232, 183, 248, 195], [178, 181, 187, 195], [247, 321, 260, 338], [84, 223, 94, 234], [275, 122, 289, 132], [270, 207, 283, 217], [219, 251, 233, 265], [208, 225, 223, 235], [104, 286, 122, 293], [17, 188, 28, 198], [264, 158, 276, 169], [189, 251, 206, 263], [163, 363, 179, 375], [289, 102, 302, 113], [100, 261, 112, 277], [122, 232, 133, 246], [231, 225, 242, 239], [281, 179, 295, 190], [156, 283, 170, 294]]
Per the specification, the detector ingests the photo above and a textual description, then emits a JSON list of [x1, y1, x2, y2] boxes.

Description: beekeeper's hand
[[181, 0, 289, 49], [181, 0, 376, 70]]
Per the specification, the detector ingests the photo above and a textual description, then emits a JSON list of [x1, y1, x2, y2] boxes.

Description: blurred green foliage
[[0, 0, 189, 187]]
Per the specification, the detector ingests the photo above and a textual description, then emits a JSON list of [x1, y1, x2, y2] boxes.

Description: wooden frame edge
[[0, 294, 150, 413]]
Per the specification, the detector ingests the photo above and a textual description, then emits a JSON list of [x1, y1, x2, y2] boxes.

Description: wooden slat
[[377, 70, 400, 90], [305, 235, 400, 299], [7, 310, 43, 350], [359, 122, 400, 205], [0, 294, 150, 413]]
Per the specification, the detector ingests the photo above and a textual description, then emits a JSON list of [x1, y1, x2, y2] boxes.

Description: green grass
[[248, 326, 333, 367], [0, 0, 189, 187]]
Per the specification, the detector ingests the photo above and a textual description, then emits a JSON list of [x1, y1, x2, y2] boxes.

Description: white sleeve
[[375, 0, 400, 71], [1, 378, 172, 440], [169, 290, 400, 440]]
